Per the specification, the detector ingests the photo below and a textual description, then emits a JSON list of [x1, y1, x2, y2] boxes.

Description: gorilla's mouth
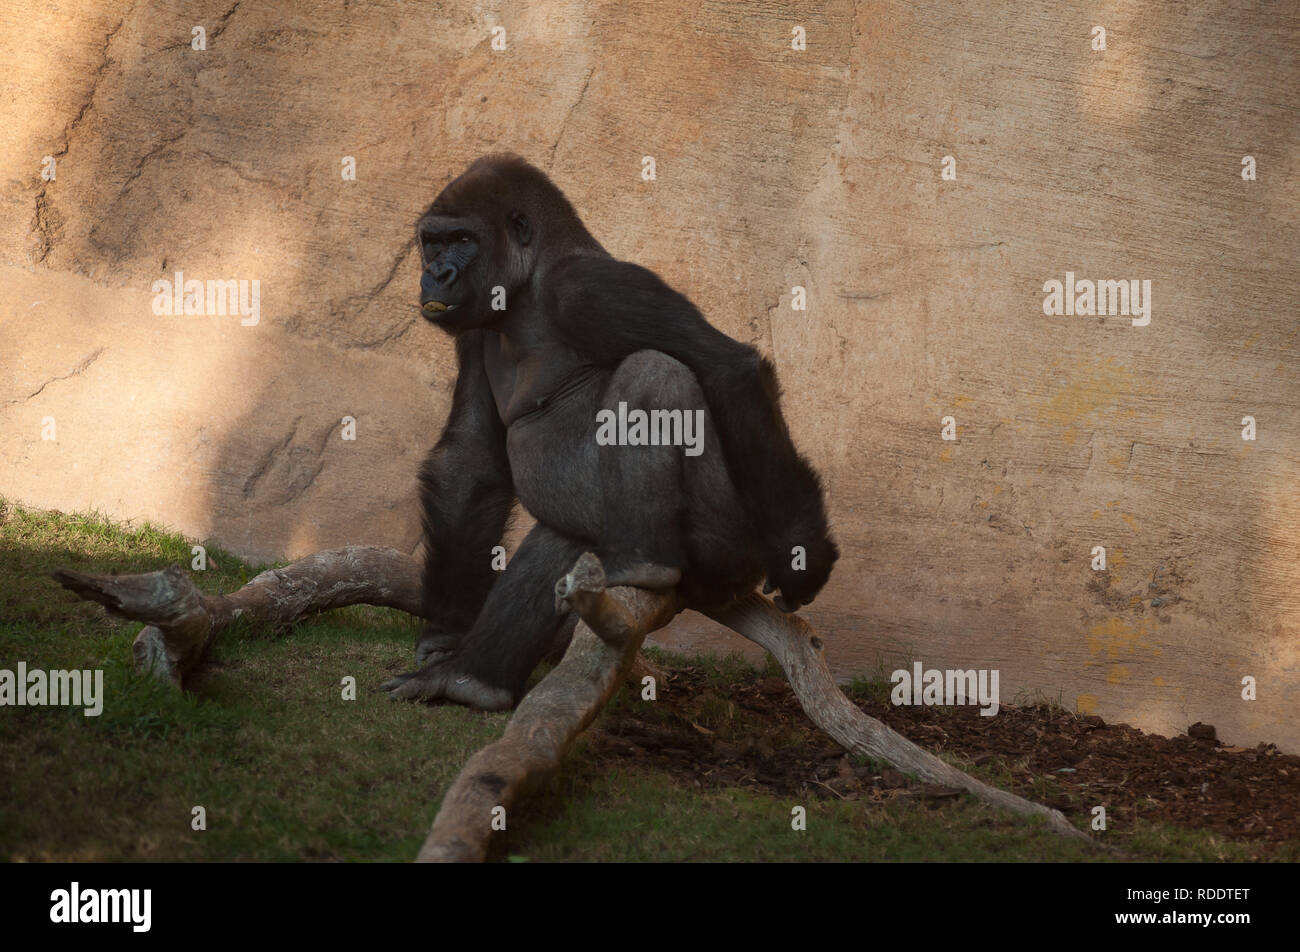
[[422, 301, 457, 314]]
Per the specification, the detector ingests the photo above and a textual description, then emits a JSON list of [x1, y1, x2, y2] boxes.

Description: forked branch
[[705, 594, 1092, 842], [52, 546, 420, 684], [418, 553, 680, 861], [53, 548, 1093, 855]]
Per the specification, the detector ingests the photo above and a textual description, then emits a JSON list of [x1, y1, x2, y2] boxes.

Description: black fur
[[384, 154, 838, 710]]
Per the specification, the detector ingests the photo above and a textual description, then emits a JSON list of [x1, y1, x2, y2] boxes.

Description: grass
[[0, 498, 506, 861], [499, 763, 1101, 862], [0, 496, 1274, 861]]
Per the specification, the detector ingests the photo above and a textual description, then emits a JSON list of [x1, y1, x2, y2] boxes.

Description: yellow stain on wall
[[939, 446, 953, 463], [1152, 676, 1165, 687], [1086, 616, 1156, 661], [1106, 664, 1130, 684], [1076, 693, 1098, 714], [1034, 357, 1135, 447], [1108, 452, 1128, 469], [1108, 547, 1127, 569]]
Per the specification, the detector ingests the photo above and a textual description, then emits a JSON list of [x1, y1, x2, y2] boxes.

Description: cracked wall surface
[[1, 0, 1298, 749]]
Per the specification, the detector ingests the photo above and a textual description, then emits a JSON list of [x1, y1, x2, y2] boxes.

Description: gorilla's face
[[417, 212, 488, 328], [417, 177, 535, 332]]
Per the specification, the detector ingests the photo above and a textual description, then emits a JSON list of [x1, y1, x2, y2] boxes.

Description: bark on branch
[[706, 594, 1093, 842], [53, 547, 1094, 854], [418, 553, 680, 862], [52, 546, 420, 685]]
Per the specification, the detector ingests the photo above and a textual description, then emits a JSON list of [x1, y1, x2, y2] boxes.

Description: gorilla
[[382, 154, 837, 710]]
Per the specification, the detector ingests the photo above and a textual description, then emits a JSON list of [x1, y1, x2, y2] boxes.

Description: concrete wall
[[2, 1, 1297, 748]]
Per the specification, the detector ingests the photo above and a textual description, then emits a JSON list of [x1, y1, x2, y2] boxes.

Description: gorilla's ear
[[509, 210, 533, 246]]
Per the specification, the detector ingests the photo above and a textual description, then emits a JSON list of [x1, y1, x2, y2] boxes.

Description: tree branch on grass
[[53, 547, 1095, 855], [418, 553, 679, 861], [52, 546, 420, 685], [705, 594, 1092, 842]]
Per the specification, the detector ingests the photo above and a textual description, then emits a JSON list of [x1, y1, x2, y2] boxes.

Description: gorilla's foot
[[382, 662, 514, 711]]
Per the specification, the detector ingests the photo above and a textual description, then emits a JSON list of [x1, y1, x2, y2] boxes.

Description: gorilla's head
[[415, 154, 602, 331]]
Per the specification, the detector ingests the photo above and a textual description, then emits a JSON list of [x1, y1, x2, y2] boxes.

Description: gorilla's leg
[[383, 523, 585, 709], [593, 350, 701, 590], [508, 349, 758, 599], [414, 628, 460, 665]]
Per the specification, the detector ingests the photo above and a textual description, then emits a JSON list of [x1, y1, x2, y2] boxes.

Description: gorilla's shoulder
[[549, 255, 685, 305]]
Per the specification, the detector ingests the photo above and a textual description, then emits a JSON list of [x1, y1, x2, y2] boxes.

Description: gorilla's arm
[[547, 256, 837, 608], [418, 329, 516, 632]]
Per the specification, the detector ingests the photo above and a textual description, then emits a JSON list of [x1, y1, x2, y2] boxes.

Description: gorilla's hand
[[763, 533, 839, 613]]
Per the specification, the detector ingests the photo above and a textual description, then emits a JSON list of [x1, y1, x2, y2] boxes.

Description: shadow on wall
[[8, 0, 1300, 750], [15, 4, 489, 561]]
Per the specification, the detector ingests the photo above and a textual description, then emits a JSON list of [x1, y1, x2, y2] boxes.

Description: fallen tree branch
[[417, 554, 680, 862], [705, 594, 1094, 843], [52, 546, 420, 685], [53, 548, 1095, 851]]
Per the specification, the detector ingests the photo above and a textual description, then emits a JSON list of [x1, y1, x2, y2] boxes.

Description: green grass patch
[[497, 761, 1099, 862], [0, 497, 1278, 861]]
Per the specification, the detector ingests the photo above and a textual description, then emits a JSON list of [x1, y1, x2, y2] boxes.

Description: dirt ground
[[587, 665, 1300, 853]]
